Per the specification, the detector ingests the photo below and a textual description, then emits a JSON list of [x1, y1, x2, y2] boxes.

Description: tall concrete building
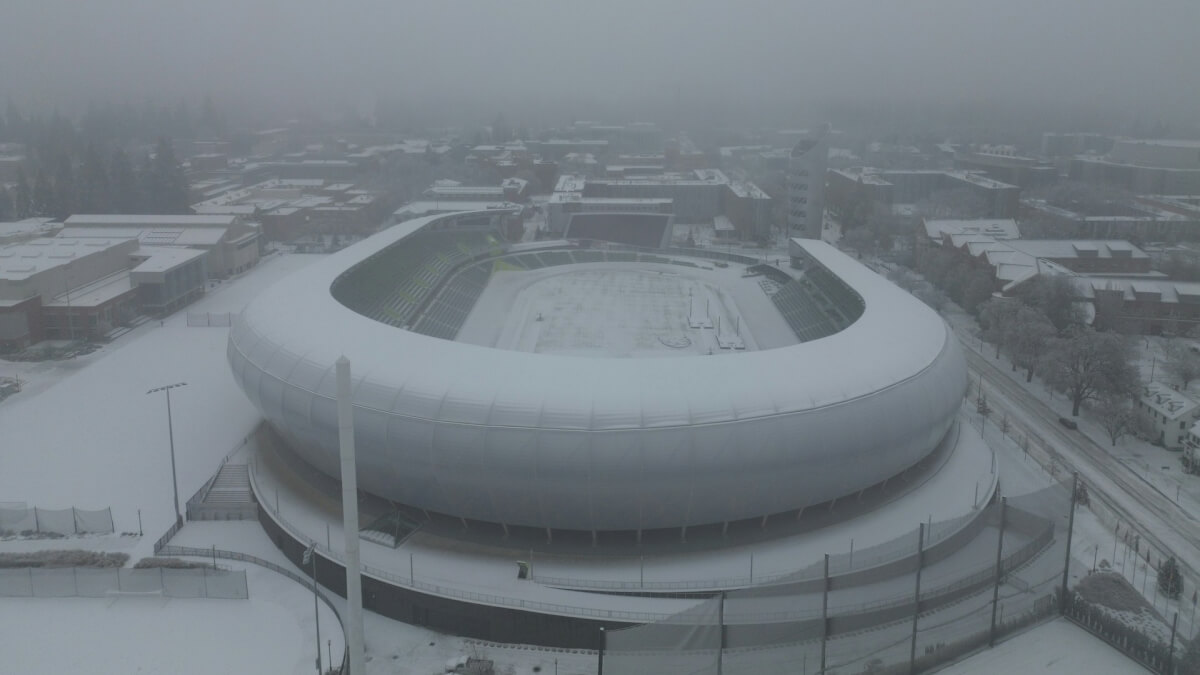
[[788, 130, 827, 238]]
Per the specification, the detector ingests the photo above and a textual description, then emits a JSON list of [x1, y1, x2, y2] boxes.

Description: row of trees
[[0, 99, 226, 148], [1, 137, 189, 221]]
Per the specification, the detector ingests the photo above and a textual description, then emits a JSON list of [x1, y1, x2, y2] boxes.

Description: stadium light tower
[[147, 382, 188, 528]]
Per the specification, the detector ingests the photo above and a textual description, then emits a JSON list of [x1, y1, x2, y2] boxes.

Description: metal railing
[[159, 545, 349, 674]]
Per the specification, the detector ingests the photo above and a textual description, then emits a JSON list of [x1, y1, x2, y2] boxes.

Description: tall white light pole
[[336, 357, 365, 674], [147, 382, 188, 528]]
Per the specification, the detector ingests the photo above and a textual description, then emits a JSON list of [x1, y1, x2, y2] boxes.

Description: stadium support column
[[337, 356, 366, 675], [1060, 472, 1078, 614], [988, 497, 1007, 646], [820, 553, 829, 673]]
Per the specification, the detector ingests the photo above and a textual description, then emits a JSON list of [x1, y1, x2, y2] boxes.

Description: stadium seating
[[331, 229, 503, 328], [770, 266, 864, 343]]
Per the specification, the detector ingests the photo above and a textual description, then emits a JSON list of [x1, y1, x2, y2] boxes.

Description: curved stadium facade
[[228, 210, 967, 534]]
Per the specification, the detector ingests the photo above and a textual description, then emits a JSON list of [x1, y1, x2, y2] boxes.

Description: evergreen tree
[[149, 137, 189, 213], [78, 144, 111, 213], [0, 185, 13, 221], [1158, 557, 1183, 599], [13, 167, 33, 219], [51, 152, 77, 219], [32, 168, 55, 217], [109, 149, 138, 213]]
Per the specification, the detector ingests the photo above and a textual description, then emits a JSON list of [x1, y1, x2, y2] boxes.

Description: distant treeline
[[0, 101, 216, 220]]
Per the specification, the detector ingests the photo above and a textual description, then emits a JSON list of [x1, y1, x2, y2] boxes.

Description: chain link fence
[[0, 566, 247, 599], [186, 312, 234, 327], [602, 482, 1071, 675]]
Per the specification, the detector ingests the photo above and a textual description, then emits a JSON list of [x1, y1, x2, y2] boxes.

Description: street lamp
[[146, 382, 187, 528]]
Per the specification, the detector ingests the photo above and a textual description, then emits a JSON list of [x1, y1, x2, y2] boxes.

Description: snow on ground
[[0, 252, 322, 564], [457, 261, 797, 354], [496, 267, 755, 356], [932, 618, 1150, 674], [0, 565, 317, 675]]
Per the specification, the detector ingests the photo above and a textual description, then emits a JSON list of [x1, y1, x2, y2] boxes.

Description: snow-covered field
[[495, 268, 754, 357], [0, 594, 309, 675], [932, 618, 1149, 674], [458, 262, 798, 354], [0, 252, 322, 553]]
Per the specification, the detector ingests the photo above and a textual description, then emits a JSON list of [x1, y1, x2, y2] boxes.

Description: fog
[[2, 0, 1199, 129]]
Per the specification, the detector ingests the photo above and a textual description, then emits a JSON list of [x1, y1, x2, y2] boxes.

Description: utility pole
[[146, 382, 187, 528]]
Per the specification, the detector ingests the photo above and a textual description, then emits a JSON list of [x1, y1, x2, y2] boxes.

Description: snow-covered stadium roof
[[229, 212, 967, 531]]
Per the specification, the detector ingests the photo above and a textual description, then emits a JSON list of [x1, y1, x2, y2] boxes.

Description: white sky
[[2, 0, 1198, 127]]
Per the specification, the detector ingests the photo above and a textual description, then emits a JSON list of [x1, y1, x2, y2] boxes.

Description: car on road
[[1058, 416, 1078, 430]]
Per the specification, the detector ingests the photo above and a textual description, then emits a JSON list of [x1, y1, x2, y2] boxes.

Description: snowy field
[[458, 262, 797, 355], [0, 594, 311, 675], [932, 618, 1148, 674], [0, 252, 323, 551]]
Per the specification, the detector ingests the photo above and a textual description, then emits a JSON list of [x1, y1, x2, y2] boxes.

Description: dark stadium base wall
[[256, 500, 629, 650]]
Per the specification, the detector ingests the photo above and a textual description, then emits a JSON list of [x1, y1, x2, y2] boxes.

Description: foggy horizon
[[3, 0, 1198, 134]]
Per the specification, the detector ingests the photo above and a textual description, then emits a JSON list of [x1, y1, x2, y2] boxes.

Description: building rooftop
[[1141, 382, 1199, 420], [130, 246, 209, 274], [64, 214, 238, 228], [924, 219, 1021, 241], [0, 238, 131, 281], [58, 226, 228, 248]]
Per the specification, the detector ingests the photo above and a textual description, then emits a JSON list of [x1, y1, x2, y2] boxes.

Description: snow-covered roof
[[130, 246, 208, 274], [924, 219, 1020, 241], [229, 216, 966, 530], [64, 214, 237, 228], [1141, 382, 1200, 421], [1005, 240, 1147, 260], [58, 226, 227, 248], [235, 220, 956, 431]]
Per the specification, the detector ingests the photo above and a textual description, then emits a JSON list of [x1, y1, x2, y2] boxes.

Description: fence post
[[717, 591, 725, 675], [989, 497, 1008, 646], [821, 553, 829, 674], [1060, 473, 1078, 615], [597, 626, 605, 675], [909, 522, 926, 675], [1167, 611, 1179, 674]]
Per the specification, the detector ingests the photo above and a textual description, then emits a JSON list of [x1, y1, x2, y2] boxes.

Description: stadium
[[225, 209, 1023, 652], [229, 209, 967, 535]]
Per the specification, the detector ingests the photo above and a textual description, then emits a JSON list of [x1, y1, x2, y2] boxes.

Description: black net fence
[[603, 481, 1073, 675], [0, 566, 247, 599], [0, 505, 114, 535]]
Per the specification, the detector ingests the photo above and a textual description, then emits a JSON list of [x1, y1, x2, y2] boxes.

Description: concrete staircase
[[187, 464, 258, 521]]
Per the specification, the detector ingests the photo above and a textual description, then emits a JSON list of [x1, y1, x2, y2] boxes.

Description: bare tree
[[913, 285, 948, 312], [1163, 339, 1200, 389], [978, 297, 1021, 359], [1094, 393, 1134, 446], [1045, 328, 1140, 416], [1009, 306, 1056, 381], [1012, 275, 1087, 333]]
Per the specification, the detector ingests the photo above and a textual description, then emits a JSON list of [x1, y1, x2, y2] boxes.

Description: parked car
[[1058, 417, 1078, 430]]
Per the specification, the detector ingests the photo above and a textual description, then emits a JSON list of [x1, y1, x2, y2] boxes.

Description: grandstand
[[768, 244, 865, 342], [330, 229, 506, 328]]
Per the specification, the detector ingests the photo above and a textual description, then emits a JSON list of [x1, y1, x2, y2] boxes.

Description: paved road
[[963, 344, 1200, 587]]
